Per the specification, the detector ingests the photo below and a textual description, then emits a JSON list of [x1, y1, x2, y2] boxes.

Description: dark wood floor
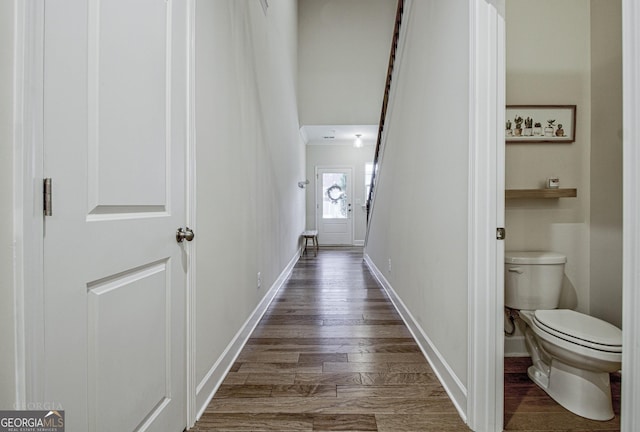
[[190, 247, 469, 431], [504, 357, 621, 431], [190, 247, 622, 431]]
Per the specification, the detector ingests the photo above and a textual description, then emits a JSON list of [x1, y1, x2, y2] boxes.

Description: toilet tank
[[505, 251, 567, 310]]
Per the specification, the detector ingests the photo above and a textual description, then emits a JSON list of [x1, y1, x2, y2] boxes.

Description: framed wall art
[[506, 105, 576, 143]]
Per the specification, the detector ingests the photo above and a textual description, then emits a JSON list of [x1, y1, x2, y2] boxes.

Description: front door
[[42, 1, 188, 431], [316, 167, 353, 245]]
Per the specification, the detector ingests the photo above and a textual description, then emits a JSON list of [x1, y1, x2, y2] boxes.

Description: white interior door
[[43, 1, 188, 431], [316, 167, 353, 245]]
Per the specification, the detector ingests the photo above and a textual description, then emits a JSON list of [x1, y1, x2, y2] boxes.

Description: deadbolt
[[176, 227, 195, 243]]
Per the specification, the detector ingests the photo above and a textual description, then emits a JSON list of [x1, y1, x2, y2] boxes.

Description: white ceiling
[[300, 124, 378, 145]]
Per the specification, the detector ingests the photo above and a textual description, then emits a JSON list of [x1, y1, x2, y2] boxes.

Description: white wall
[[297, 0, 396, 125], [365, 0, 470, 394], [194, 0, 305, 413], [0, 0, 16, 410], [505, 0, 592, 314], [590, 0, 622, 328], [305, 143, 375, 244]]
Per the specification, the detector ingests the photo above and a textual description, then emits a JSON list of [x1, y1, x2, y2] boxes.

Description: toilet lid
[[533, 309, 622, 352]]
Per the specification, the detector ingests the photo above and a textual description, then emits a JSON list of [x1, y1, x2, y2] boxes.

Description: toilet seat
[[532, 309, 622, 353]]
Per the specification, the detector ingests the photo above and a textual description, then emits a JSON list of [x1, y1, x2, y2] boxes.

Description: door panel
[[87, 261, 169, 431], [43, 1, 187, 431], [316, 168, 353, 245], [88, 0, 169, 211]]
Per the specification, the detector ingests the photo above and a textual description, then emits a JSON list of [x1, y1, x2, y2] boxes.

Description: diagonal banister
[[366, 0, 404, 227]]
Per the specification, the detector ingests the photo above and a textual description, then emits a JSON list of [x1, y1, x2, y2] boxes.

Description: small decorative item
[[506, 120, 513, 136], [545, 120, 556, 137], [547, 177, 560, 189], [524, 117, 533, 136], [326, 184, 345, 203], [514, 116, 523, 136], [533, 122, 542, 136], [506, 105, 576, 143]]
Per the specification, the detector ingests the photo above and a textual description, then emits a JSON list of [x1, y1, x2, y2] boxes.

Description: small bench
[[301, 230, 319, 257]]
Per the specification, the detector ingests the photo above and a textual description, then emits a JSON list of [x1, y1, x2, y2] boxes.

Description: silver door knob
[[176, 227, 195, 243]]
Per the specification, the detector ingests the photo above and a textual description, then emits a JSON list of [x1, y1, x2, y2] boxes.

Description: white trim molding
[[185, 0, 197, 427], [622, 0, 640, 429], [364, 254, 468, 423], [467, 1, 505, 431], [13, 0, 46, 408], [195, 248, 301, 420]]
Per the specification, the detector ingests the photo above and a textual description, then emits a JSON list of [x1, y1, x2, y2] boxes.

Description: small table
[[301, 230, 319, 257]]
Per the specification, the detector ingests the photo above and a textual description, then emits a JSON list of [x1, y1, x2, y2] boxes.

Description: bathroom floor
[[504, 357, 621, 431]]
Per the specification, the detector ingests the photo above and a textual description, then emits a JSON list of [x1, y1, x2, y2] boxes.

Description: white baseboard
[[195, 248, 301, 419], [363, 253, 468, 422], [504, 335, 528, 357], [353, 240, 365, 246]]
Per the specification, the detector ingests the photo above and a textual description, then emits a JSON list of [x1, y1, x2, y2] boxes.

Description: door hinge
[[497, 227, 506, 240], [43, 178, 52, 216]]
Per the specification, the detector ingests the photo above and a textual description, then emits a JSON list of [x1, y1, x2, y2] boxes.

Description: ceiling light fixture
[[354, 134, 363, 148]]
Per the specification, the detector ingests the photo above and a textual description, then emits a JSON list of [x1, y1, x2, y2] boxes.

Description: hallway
[[190, 247, 469, 431]]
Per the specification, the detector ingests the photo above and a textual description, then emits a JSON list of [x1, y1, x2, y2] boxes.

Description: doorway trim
[[467, 0, 505, 431], [13, 0, 46, 407], [622, 0, 640, 429], [186, 0, 197, 427]]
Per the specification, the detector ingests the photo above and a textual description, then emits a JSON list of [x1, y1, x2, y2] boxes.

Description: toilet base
[[528, 359, 614, 421]]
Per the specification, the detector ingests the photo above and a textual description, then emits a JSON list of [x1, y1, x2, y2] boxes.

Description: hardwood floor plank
[[360, 372, 440, 385], [347, 352, 426, 363], [213, 384, 273, 399], [323, 362, 390, 373], [298, 353, 348, 363], [387, 362, 434, 373], [191, 413, 314, 431], [312, 414, 377, 431], [244, 373, 296, 385], [221, 372, 248, 385], [238, 362, 323, 374], [294, 373, 362, 386], [236, 352, 300, 363], [336, 384, 448, 399], [246, 337, 415, 346], [206, 396, 459, 415], [271, 385, 337, 398], [376, 413, 470, 431], [322, 318, 404, 326], [251, 325, 412, 339]]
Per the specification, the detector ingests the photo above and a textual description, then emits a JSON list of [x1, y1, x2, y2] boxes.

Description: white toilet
[[505, 251, 622, 421]]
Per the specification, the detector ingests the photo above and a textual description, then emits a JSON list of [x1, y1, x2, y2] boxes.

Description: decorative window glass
[[322, 173, 347, 219]]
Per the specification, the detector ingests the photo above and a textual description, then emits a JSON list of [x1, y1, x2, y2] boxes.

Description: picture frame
[[506, 105, 576, 143]]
